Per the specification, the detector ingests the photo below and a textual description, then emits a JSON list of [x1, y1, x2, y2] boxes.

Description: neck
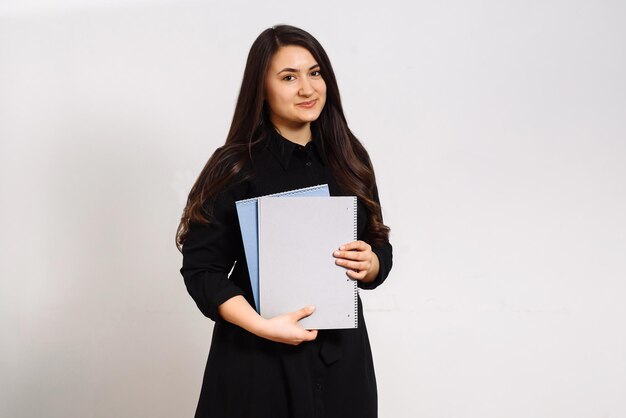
[[270, 118, 312, 146]]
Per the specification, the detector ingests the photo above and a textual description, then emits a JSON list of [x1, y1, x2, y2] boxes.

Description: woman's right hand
[[257, 306, 318, 346]]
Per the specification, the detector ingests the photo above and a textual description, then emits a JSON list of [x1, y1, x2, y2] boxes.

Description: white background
[[1, 1, 625, 417]]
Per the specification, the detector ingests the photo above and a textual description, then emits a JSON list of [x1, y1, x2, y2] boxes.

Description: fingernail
[[307, 305, 315, 311], [340, 246, 345, 250], [333, 251, 340, 256]]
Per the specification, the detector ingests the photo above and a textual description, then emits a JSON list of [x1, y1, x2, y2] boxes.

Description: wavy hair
[[176, 25, 389, 251]]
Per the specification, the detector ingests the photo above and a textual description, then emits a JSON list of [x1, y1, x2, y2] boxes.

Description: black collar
[[266, 126, 328, 170]]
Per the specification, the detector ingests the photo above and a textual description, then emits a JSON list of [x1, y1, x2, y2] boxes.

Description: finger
[[338, 240, 366, 251], [346, 269, 367, 280], [292, 328, 317, 345], [307, 329, 317, 341], [334, 249, 371, 262], [336, 258, 369, 271], [302, 329, 318, 341], [292, 305, 315, 321]]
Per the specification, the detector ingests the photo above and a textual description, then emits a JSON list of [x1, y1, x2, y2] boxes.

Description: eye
[[310, 70, 321, 77], [282, 75, 296, 81]]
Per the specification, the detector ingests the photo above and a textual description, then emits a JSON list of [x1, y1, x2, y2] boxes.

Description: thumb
[[293, 305, 315, 321]]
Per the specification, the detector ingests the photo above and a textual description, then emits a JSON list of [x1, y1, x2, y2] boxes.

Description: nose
[[298, 77, 314, 97]]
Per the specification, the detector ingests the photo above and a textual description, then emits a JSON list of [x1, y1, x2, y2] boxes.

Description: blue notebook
[[235, 184, 330, 312]]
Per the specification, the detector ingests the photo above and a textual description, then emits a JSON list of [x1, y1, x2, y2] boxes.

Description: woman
[[177, 24, 393, 418]]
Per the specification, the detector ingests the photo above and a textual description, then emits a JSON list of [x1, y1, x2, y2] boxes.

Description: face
[[265, 45, 327, 132]]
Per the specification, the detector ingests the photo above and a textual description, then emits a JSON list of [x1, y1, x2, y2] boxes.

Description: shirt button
[[305, 161, 312, 167], [315, 383, 323, 391]]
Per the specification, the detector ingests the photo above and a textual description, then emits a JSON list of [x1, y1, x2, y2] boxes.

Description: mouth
[[296, 99, 317, 108]]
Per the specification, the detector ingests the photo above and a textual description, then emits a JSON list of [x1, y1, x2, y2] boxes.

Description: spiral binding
[[352, 196, 359, 328]]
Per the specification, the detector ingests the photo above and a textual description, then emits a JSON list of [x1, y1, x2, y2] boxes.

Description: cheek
[[318, 83, 327, 106], [317, 81, 327, 99], [271, 86, 293, 105], [266, 84, 289, 112]]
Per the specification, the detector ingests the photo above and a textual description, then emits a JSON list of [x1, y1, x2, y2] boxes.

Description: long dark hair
[[176, 25, 390, 251]]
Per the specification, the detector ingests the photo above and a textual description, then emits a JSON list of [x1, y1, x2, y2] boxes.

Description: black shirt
[[180, 126, 393, 418]]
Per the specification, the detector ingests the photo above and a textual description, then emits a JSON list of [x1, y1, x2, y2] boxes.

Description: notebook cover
[[235, 184, 330, 312], [257, 196, 358, 330]]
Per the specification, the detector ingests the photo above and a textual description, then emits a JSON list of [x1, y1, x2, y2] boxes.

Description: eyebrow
[[276, 64, 320, 75]]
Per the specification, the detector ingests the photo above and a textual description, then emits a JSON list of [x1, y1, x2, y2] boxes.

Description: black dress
[[180, 127, 393, 418]]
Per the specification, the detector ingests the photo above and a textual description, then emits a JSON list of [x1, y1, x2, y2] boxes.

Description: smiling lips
[[296, 99, 317, 108]]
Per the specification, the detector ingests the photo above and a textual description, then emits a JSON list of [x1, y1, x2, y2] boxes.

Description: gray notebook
[[257, 196, 358, 330]]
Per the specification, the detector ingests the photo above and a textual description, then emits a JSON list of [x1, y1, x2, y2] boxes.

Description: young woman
[[176, 24, 393, 418]]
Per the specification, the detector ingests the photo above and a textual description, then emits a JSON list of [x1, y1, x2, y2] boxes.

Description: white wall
[[1, 1, 625, 417]]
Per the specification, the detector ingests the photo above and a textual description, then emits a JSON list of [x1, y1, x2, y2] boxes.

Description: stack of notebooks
[[235, 185, 358, 329]]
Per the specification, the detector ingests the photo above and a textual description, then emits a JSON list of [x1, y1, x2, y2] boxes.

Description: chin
[[294, 110, 322, 123]]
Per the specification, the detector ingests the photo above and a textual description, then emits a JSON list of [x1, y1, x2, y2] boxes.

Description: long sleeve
[[180, 190, 245, 322]]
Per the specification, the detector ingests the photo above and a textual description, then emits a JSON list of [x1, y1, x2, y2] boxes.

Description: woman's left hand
[[333, 240, 379, 283]]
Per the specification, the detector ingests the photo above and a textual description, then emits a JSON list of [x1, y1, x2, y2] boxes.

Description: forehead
[[269, 45, 318, 70]]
